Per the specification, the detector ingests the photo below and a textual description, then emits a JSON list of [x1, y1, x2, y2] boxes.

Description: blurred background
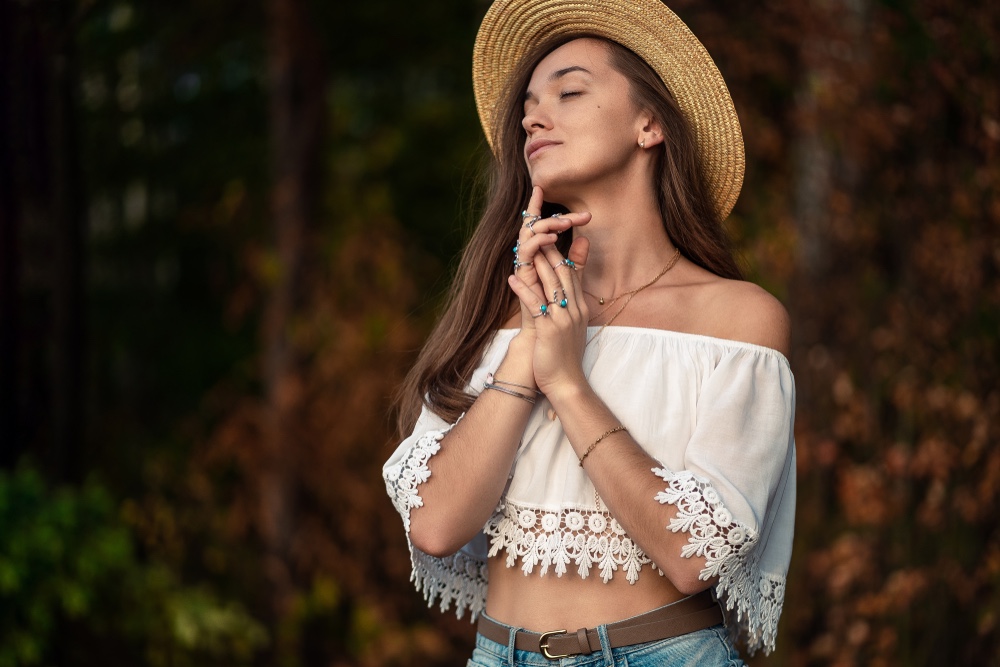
[[1, 0, 997, 665]]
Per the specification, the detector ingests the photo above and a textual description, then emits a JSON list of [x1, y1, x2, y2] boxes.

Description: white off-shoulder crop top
[[383, 326, 796, 655]]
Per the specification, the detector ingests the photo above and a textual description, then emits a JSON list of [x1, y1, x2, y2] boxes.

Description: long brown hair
[[395, 35, 743, 436]]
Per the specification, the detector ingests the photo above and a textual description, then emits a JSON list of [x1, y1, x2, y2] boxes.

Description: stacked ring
[[531, 304, 549, 318], [522, 213, 542, 235], [546, 290, 569, 308], [512, 239, 531, 270]]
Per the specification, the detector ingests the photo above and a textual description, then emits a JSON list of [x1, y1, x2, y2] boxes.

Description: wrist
[[543, 376, 594, 409], [495, 335, 537, 388]]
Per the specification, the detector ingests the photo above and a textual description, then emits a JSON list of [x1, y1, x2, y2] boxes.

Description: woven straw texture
[[473, 0, 745, 221]]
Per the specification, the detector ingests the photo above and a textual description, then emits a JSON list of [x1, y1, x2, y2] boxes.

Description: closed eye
[[560, 91, 582, 99]]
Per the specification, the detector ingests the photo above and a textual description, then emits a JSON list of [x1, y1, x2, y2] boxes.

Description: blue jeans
[[468, 617, 745, 666]]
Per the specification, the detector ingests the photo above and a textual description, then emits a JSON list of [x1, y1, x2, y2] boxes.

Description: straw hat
[[472, 0, 745, 221]]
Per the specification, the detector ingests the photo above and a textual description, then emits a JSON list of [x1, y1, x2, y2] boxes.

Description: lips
[[525, 139, 560, 161]]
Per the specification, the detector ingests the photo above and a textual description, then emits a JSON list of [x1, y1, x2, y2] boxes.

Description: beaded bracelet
[[578, 425, 628, 466], [483, 382, 536, 405]]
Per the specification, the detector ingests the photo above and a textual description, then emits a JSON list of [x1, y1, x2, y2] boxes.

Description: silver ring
[[513, 260, 534, 269]]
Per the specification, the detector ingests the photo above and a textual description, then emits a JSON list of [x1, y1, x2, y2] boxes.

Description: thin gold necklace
[[586, 248, 682, 345], [584, 247, 680, 309], [585, 247, 682, 322]]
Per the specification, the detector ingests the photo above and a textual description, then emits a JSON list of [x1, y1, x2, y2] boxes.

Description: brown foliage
[[772, 1, 1000, 664], [131, 1, 1000, 664], [190, 219, 471, 664]]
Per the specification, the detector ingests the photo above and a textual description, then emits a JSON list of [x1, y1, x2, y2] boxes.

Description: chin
[[529, 169, 577, 205]]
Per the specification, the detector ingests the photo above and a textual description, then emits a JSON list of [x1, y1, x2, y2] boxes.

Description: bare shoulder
[[706, 279, 791, 357]]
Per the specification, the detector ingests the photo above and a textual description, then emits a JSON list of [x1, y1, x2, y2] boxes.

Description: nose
[[521, 101, 550, 136]]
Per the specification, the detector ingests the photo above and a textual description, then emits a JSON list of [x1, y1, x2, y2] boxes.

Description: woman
[[383, 1, 796, 664]]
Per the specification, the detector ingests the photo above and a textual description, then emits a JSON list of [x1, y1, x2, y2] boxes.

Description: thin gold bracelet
[[578, 425, 628, 467]]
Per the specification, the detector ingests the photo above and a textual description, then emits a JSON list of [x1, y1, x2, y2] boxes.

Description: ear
[[637, 113, 664, 149]]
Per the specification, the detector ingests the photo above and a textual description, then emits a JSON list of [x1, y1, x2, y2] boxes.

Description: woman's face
[[522, 38, 646, 203]]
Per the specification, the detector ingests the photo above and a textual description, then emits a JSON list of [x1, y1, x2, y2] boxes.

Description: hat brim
[[473, 0, 745, 221]]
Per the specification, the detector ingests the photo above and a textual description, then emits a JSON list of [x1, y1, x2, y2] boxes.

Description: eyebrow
[[524, 65, 593, 101]]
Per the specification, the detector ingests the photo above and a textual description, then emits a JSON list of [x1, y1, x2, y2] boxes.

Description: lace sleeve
[[382, 409, 488, 619], [652, 347, 796, 655]]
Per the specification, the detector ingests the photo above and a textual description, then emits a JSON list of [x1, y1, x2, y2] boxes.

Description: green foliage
[[0, 468, 267, 667]]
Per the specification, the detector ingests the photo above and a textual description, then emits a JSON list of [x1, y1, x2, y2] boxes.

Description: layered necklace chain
[[585, 247, 682, 345]]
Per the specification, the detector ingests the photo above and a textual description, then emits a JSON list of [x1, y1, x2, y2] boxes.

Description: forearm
[[408, 334, 538, 556], [546, 382, 712, 594]]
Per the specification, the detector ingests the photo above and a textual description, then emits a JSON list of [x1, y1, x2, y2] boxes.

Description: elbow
[[409, 530, 460, 559], [657, 554, 713, 596], [672, 571, 713, 597], [408, 512, 464, 558]]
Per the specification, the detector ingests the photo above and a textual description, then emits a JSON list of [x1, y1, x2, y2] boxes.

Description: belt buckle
[[538, 629, 568, 660]]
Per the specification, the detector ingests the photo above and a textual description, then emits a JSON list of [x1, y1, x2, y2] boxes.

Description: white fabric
[[382, 326, 796, 655]]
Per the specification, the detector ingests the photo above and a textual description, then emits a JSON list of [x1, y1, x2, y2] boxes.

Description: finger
[[568, 236, 590, 282], [566, 237, 590, 319], [538, 243, 577, 302], [533, 249, 573, 314], [508, 274, 550, 319], [518, 186, 546, 242], [524, 185, 543, 218], [520, 210, 592, 240], [514, 232, 558, 295]]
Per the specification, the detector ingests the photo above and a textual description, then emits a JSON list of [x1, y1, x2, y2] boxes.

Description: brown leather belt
[[476, 589, 724, 660]]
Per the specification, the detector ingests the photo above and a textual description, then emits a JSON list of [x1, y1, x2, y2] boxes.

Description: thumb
[[568, 236, 590, 280]]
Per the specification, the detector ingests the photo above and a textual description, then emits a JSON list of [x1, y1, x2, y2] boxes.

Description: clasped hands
[[507, 186, 592, 399]]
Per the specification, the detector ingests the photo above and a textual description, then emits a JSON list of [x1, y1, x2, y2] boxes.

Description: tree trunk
[[49, 0, 86, 483], [0, 0, 20, 468], [261, 0, 325, 647], [792, 0, 868, 279], [0, 0, 85, 477]]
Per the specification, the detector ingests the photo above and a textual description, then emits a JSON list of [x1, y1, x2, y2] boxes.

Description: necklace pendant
[[598, 298, 605, 305]]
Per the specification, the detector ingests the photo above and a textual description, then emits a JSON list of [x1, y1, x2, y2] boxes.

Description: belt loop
[[506, 625, 518, 666], [596, 624, 614, 667]]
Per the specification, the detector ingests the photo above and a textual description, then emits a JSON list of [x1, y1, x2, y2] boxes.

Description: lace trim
[[383, 428, 446, 533], [410, 544, 488, 619], [383, 428, 785, 649], [652, 467, 783, 655], [383, 419, 488, 619], [484, 499, 658, 584]]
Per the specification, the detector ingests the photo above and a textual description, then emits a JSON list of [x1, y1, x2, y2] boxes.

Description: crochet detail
[[484, 499, 658, 584], [411, 545, 488, 619], [383, 428, 446, 532], [652, 467, 783, 655], [383, 419, 488, 619]]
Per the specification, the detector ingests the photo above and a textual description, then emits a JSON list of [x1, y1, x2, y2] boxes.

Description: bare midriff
[[485, 556, 690, 631]]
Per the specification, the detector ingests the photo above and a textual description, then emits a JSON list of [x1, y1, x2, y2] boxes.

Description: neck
[[558, 177, 677, 298]]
